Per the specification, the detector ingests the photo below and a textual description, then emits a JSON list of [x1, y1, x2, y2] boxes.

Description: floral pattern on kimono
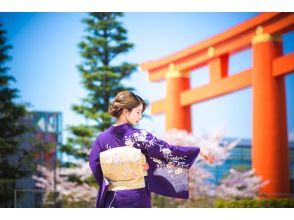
[[124, 129, 200, 197]]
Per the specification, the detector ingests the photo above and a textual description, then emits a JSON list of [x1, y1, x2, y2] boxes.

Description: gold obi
[[100, 146, 147, 191]]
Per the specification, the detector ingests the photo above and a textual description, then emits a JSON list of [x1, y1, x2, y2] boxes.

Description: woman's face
[[125, 104, 143, 126]]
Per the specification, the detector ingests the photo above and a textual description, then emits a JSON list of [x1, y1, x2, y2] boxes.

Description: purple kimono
[[89, 123, 200, 208]]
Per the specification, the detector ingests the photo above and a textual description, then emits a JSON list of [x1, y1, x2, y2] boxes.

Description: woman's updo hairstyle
[[108, 91, 146, 118]]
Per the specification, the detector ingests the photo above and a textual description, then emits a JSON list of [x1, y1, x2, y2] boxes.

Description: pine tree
[[0, 19, 54, 208], [61, 13, 137, 166], [0, 20, 32, 207]]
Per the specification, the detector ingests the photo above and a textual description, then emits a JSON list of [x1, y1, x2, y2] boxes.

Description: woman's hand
[[200, 149, 215, 164], [142, 163, 149, 171]]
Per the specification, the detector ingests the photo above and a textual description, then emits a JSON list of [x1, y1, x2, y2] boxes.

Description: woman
[[89, 91, 214, 208]]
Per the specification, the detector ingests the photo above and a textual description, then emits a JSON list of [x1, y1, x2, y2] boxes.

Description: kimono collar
[[109, 123, 132, 136]]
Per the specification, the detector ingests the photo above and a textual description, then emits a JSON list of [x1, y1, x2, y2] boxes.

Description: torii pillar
[[165, 64, 192, 132], [252, 26, 290, 197]]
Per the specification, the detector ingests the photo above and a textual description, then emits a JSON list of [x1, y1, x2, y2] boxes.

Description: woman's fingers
[[142, 163, 149, 171], [206, 153, 215, 164]]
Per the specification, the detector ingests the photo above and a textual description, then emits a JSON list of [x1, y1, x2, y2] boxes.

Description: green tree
[[0, 20, 29, 207], [0, 19, 54, 208], [0, 20, 31, 207], [62, 12, 137, 166]]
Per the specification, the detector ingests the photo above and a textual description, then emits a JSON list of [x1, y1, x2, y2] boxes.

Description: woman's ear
[[123, 109, 129, 116]]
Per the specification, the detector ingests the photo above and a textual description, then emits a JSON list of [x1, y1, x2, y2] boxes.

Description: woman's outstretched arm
[[125, 129, 214, 168]]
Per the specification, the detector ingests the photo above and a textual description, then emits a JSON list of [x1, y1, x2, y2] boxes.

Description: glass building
[[14, 111, 62, 208]]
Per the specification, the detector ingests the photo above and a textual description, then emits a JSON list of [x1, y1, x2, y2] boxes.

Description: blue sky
[[1, 12, 293, 142]]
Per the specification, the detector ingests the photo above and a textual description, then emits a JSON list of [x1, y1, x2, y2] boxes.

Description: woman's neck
[[114, 118, 128, 126]]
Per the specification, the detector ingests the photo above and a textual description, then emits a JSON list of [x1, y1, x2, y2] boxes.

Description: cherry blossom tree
[[216, 168, 269, 200], [32, 162, 96, 207]]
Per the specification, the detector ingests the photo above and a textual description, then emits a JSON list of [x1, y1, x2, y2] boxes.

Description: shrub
[[214, 198, 294, 208]]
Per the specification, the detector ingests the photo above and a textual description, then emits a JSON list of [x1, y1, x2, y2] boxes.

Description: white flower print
[[161, 148, 172, 156], [124, 139, 134, 147], [133, 132, 139, 137], [175, 168, 183, 175], [104, 144, 112, 150], [125, 129, 190, 172], [151, 158, 163, 165], [124, 130, 148, 148]]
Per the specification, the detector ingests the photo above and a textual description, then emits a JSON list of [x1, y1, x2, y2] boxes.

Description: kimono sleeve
[[126, 130, 200, 169], [89, 138, 103, 186], [124, 130, 200, 199], [89, 137, 108, 207]]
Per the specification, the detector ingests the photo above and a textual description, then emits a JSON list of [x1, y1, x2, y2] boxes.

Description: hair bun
[[108, 102, 122, 118]]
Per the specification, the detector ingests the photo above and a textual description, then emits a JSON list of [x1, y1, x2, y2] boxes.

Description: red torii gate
[[141, 12, 294, 197]]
